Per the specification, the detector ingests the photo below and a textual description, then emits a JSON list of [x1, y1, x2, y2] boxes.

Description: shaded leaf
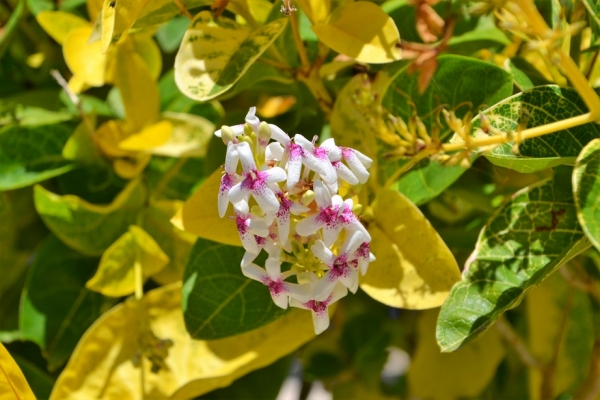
[[20, 235, 112, 370], [34, 179, 147, 256], [86, 225, 169, 297], [172, 168, 241, 247], [436, 168, 591, 352], [360, 189, 461, 309], [0, 344, 36, 400], [0, 123, 75, 190], [296, 0, 329, 24], [183, 238, 288, 340], [50, 283, 315, 399], [175, 11, 287, 101], [527, 271, 594, 399], [408, 309, 505, 399], [312, 1, 401, 63], [383, 55, 512, 204]]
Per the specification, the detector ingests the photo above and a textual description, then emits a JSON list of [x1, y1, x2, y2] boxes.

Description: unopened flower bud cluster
[[216, 107, 375, 335]]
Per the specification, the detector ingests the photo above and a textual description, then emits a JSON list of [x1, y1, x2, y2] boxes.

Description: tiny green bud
[[241, 135, 253, 146], [221, 125, 235, 145], [258, 121, 271, 142], [352, 203, 363, 215], [300, 190, 315, 206]]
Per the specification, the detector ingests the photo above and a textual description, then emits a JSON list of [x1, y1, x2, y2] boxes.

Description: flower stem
[[442, 112, 596, 152], [289, 12, 311, 74], [174, 0, 193, 20]]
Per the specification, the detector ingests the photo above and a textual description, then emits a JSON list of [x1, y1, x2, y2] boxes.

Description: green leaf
[[174, 12, 288, 101], [471, 86, 600, 173], [446, 16, 510, 56], [382, 55, 512, 204], [573, 139, 600, 250], [156, 16, 189, 53], [132, 0, 212, 29], [436, 167, 591, 352], [12, 353, 55, 399], [34, 179, 147, 256], [20, 235, 113, 370], [182, 238, 288, 340], [146, 157, 205, 201], [527, 271, 594, 398], [0, 123, 76, 190]]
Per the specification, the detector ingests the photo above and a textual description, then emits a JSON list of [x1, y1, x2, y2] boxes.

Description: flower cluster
[[216, 107, 375, 334]]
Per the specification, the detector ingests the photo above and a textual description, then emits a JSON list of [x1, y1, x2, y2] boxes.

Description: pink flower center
[[330, 254, 351, 279], [313, 147, 328, 160], [306, 299, 328, 314], [357, 242, 370, 259], [241, 170, 267, 191], [316, 205, 341, 228], [236, 215, 249, 235]]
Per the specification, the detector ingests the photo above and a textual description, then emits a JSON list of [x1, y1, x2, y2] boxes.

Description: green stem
[[0, 0, 24, 58]]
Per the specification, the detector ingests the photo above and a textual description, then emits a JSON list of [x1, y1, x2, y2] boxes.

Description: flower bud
[[258, 121, 271, 142], [220, 125, 235, 145], [244, 123, 253, 136], [352, 203, 363, 216], [300, 190, 315, 206]]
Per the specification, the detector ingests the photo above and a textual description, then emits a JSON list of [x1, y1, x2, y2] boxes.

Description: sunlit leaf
[[408, 309, 505, 399], [62, 121, 103, 164], [172, 168, 241, 247], [571, 139, 600, 251], [101, 0, 146, 52], [312, 2, 401, 63], [436, 168, 591, 352], [86, 225, 169, 297], [118, 120, 172, 151], [0, 123, 75, 190], [34, 179, 147, 256], [360, 189, 461, 309], [183, 238, 288, 340], [20, 235, 112, 370], [115, 44, 160, 132], [64, 26, 107, 88], [133, 34, 163, 80], [296, 0, 329, 24], [147, 112, 214, 157], [527, 271, 594, 399], [175, 11, 287, 101], [50, 284, 315, 399], [36, 11, 88, 44], [0, 344, 36, 400]]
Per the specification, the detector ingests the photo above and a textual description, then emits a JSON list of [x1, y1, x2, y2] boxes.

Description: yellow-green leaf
[[407, 309, 505, 399], [63, 26, 107, 88], [171, 168, 241, 247], [141, 200, 195, 285], [50, 283, 315, 399], [118, 120, 172, 151], [0, 343, 36, 400], [134, 34, 162, 80], [312, 2, 401, 64], [86, 225, 169, 297], [62, 121, 103, 164], [296, 0, 329, 24], [34, 179, 147, 256], [527, 271, 594, 399], [175, 11, 287, 101], [115, 44, 160, 132], [101, 0, 149, 52], [149, 112, 214, 157], [36, 11, 89, 45], [360, 189, 461, 309]]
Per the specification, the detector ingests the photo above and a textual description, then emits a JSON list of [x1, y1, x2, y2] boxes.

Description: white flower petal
[[218, 191, 229, 218], [311, 307, 330, 335], [310, 240, 335, 265], [248, 218, 269, 237], [266, 142, 284, 161], [228, 183, 250, 205], [264, 167, 287, 184], [252, 187, 280, 215], [313, 180, 332, 209], [245, 106, 260, 131], [296, 214, 320, 237], [286, 157, 302, 189], [320, 138, 342, 161], [341, 231, 365, 257], [343, 149, 370, 184], [339, 268, 359, 294], [322, 225, 343, 247], [333, 161, 359, 185], [225, 142, 240, 174], [265, 257, 282, 278], [214, 124, 244, 138], [269, 124, 291, 145], [272, 292, 289, 309], [239, 231, 259, 254], [290, 201, 310, 215], [328, 282, 349, 304], [313, 272, 338, 302], [241, 250, 259, 267], [293, 134, 313, 150], [237, 142, 256, 172], [241, 263, 269, 282], [286, 282, 312, 303], [276, 214, 290, 245], [353, 148, 373, 168], [289, 298, 309, 310]]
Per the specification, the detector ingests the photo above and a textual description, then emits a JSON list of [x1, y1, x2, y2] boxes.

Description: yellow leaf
[[134, 34, 162, 80], [68, 74, 88, 94], [50, 283, 316, 399], [115, 45, 160, 132], [141, 200, 196, 285], [101, 0, 150, 53], [148, 112, 214, 157], [88, 0, 103, 23], [37, 11, 89, 45], [175, 11, 287, 101], [296, 0, 330, 24], [236, 0, 273, 25], [93, 120, 133, 158], [312, 2, 401, 64], [86, 225, 169, 297], [171, 168, 241, 247], [63, 26, 107, 87], [360, 189, 461, 309], [118, 120, 173, 151], [407, 309, 505, 399], [0, 344, 36, 400]]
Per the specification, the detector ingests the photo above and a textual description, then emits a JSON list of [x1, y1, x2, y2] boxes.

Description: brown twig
[[576, 338, 600, 400], [174, 0, 193, 20], [496, 316, 543, 369]]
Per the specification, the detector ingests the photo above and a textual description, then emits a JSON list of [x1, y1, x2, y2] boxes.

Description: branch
[[576, 338, 600, 400], [496, 317, 543, 369]]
